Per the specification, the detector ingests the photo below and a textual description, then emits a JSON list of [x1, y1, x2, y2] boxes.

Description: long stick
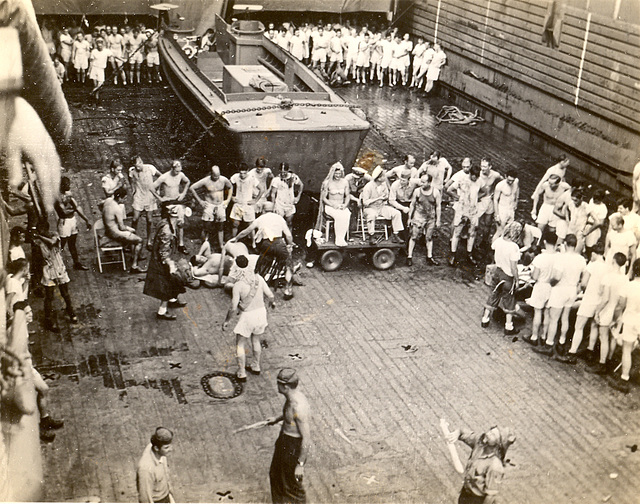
[[233, 419, 270, 434], [439, 418, 464, 474], [574, 12, 591, 106]]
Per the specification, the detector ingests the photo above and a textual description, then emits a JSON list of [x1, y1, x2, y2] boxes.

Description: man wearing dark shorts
[[230, 212, 296, 299], [481, 221, 522, 335]]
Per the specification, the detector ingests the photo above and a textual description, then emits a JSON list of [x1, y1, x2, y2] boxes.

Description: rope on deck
[[435, 106, 485, 126]]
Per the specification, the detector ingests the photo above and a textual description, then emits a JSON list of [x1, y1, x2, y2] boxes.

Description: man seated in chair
[[361, 166, 404, 245], [102, 187, 145, 273], [319, 162, 351, 247]]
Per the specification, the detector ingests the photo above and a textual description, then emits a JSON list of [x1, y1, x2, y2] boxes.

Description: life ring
[[183, 45, 197, 59]]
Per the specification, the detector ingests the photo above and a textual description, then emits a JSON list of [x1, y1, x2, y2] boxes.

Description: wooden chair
[[93, 219, 126, 273]]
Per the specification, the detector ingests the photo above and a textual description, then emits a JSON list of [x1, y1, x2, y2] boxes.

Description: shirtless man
[[190, 240, 252, 288], [533, 154, 570, 195], [190, 165, 232, 249], [266, 369, 311, 504], [492, 170, 519, 241], [102, 187, 144, 272], [230, 163, 262, 238], [447, 165, 483, 266], [154, 160, 191, 253], [531, 174, 570, 231], [267, 163, 304, 229], [129, 155, 161, 249], [222, 256, 275, 380], [248, 158, 274, 215], [475, 157, 503, 258]]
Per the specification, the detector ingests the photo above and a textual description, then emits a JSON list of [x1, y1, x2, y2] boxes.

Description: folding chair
[[93, 219, 126, 273]]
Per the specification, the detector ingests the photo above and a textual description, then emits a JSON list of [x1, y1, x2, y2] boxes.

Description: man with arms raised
[[190, 165, 232, 250], [266, 369, 311, 504]]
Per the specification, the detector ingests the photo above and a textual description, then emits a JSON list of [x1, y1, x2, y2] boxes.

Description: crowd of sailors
[[261, 21, 447, 91], [39, 18, 163, 93]]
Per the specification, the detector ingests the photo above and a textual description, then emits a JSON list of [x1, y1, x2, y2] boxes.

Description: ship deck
[[32, 81, 639, 504]]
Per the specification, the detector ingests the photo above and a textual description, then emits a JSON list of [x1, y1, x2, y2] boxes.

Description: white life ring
[[183, 45, 197, 59]]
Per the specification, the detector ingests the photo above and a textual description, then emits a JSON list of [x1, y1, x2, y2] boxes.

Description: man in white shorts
[[531, 174, 570, 231], [145, 29, 161, 83], [222, 255, 275, 381], [311, 26, 330, 73], [230, 163, 262, 238], [129, 155, 161, 249], [126, 26, 147, 85], [89, 38, 113, 100], [557, 242, 608, 365], [524, 230, 558, 346], [535, 234, 586, 357], [267, 163, 304, 229], [588, 252, 628, 375], [610, 259, 640, 393], [248, 158, 274, 215], [493, 170, 519, 242]]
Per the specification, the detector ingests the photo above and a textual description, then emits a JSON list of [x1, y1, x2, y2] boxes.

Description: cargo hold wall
[[398, 0, 640, 191]]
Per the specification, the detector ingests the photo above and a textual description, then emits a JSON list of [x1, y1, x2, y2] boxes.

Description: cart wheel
[[372, 248, 396, 270], [320, 249, 344, 272]]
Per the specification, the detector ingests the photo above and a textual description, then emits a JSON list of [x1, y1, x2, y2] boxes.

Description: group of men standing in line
[[263, 21, 446, 91]]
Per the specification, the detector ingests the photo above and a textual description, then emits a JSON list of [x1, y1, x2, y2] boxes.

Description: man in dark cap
[[446, 424, 516, 503], [266, 368, 311, 504], [136, 427, 175, 503]]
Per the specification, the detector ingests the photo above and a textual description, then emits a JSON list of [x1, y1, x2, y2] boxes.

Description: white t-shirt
[[582, 260, 609, 304], [492, 237, 520, 276], [531, 250, 557, 284], [254, 212, 289, 242], [230, 173, 258, 204], [621, 280, 640, 328], [622, 211, 640, 239], [90, 48, 112, 69], [606, 229, 637, 264], [5, 275, 27, 303], [554, 251, 587, 287]]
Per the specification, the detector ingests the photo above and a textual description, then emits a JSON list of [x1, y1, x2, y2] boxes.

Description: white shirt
[[230, 173, 258, 204], [582, 260, 609, 304], [492, 237, 520, 276], [553, 251, 587, 287]]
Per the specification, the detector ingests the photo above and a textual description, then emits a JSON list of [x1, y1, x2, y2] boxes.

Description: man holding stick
[[267, 369, 311, 504], [445, 423, 516, 504]]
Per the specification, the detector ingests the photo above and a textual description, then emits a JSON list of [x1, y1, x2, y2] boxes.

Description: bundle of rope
[[435, 106, 485, 126]]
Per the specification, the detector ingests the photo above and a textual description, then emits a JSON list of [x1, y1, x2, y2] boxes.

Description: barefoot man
[[190, 165, 232, 250], [266, 369, 311, 504], [154, 160, 191, 253], [222, 255, 275, 381]]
